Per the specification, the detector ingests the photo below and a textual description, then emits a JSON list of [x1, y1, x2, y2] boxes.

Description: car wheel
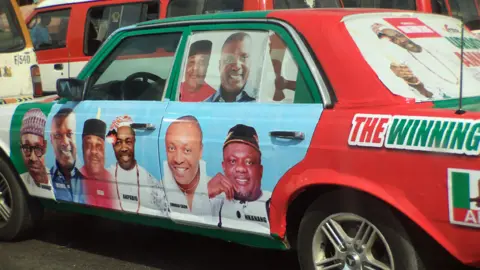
[[0, 157, 44, 241], [297, 189, 425, 270]]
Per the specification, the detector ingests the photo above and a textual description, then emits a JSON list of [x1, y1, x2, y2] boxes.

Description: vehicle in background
[[24, 0, 343, 94], [1, 8, 480, 270], [0, 0, 43, 102]]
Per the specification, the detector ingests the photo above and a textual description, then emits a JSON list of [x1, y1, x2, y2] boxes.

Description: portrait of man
[[208, 124, 271, 232], [371, 23, 462, 99], [49, 108, 85, 203], [163, 115, 213, 217], [205, 32, 257, 102], [19, 108, 52, 193], [180, 40, 216, 102], [80, 118, 119, 210], [106, 115, 168, 216]]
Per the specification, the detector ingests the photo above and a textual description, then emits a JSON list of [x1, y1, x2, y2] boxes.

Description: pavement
[[0, 210, 300, 270]]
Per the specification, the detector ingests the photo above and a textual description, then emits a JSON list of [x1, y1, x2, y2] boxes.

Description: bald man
[[163, 115, 218, 224]]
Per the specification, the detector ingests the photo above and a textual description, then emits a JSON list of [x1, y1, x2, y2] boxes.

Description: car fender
[[269, 167, 459, 260]]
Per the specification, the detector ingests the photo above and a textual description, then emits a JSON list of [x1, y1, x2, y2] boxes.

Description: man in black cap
[[80, 118, 119, 210], [208, 124, 271, 234], [180, 40, 216, 102]]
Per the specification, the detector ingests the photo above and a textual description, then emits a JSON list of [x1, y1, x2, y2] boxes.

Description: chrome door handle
[[131, 123, 155, 130], [269, 131, 305, 140]]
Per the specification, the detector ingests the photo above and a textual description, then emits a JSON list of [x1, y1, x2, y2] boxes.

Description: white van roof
[[36, 0, 98, 9]]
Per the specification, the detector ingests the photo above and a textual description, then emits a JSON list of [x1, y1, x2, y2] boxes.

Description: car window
[[448, 0, 479, 24], [84, 1, 160, 56], [344, 14, 480, 102], [85, 32, 182, 101], [431, 0, 449, 15], [166, 0, 243, 17], [175, 29, 315, 103], [274, 0, 341, 8], [27, 9, 71, 50], [0, 0, 25, 52], [341, 0, 416, 10]]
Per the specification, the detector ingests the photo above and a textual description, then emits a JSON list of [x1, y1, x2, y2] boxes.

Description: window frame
[[78, 25, 189, 102], [28, 8, 72, 51], [0, 0, 26, 53], [83, 0, 161, 57], [165, 0, 245, 18], [170, 22, 326, 104]]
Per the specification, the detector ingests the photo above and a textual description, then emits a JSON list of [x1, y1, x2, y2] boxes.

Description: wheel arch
[[269, 169, 462, 263]]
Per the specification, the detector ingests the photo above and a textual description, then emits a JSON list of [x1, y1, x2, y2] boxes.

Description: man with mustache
[[205, 32, 256, 102], [19, 108, 53, 197], [80, 118, 119, 210], [208, 124, 271, 234], [106, 115, 169, 216], [50, 108, 85, 203], [180, 40, 216, 102], [163, 115, 219, 221]]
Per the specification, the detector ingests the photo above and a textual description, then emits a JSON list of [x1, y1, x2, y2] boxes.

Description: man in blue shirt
[[205, 32, 256, 102], [30, 14, 52, 49], [49, 108, 85, 203]]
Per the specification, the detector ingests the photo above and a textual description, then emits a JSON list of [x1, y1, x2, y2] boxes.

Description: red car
[[0, 7, 480, 270]]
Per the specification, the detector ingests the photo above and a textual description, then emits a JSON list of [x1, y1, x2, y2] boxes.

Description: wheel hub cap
[[0, 173, 13, 227]]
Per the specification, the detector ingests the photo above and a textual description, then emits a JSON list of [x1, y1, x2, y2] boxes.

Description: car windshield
[[344, 13, 480, 103], [0, 0, 26, 52]]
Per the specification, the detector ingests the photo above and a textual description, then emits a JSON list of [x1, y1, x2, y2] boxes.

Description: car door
[[42, 27, 188, 219], [27, 7, 72, 94], [158, 23, 327, 234]]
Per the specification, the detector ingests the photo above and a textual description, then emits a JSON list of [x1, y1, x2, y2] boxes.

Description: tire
[[0, 157, 44, 241], [296, 189, 425, 270]]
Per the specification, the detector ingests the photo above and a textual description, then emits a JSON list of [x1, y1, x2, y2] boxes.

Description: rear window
[[449, 0, 480, 27], [27, 8, 71, 50], [341, 0, 416, 11], [166, 0, 243, 17], [84, 1, 160, 56], [0, 0, 26, 52], [344, 14, 480, 102], [274, 0, 341, 8]]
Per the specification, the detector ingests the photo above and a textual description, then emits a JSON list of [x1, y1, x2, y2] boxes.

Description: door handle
[[269, 131, 305, 140], [131, 123, 156, 130], [54, 63, 63, 70]]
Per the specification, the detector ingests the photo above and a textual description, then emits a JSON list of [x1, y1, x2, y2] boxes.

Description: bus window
[[84, 1, 160, 56], [431, 0, 449, 15], [0, 0, 26, 52], [274, 0, 341, 8], [27, 9, 71, 50], [166, 0, 244, 17], [448, 0, 479, 23], [341, 0, 416, 10]]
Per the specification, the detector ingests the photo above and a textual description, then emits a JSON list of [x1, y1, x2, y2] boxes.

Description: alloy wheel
[[0, 172, 13, 228], [312, 213, 394, 270]]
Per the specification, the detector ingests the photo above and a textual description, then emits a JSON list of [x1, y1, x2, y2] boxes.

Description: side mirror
[[56, 78, 84, 101]]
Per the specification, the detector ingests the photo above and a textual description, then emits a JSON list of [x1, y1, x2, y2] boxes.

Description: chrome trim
[[109, 17, 333, 107]]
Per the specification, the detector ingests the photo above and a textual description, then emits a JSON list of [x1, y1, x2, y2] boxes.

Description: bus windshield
[[0, 0, 26, 52]]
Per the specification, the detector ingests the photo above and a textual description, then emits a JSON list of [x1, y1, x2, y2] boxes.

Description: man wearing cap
[[207, 124, 271, 234], [180, 40, 216, 102], [49, 108, 85, 203], [205, 32, 257, 102], [80, 118, 119, 210], [370, 22, 478, 100], [19, 108, 53, 197], [106, 115, 169, 216], [163, 115, 220, 224]]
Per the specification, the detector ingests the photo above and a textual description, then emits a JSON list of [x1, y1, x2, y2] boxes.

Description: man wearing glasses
[[19, 108, 53, 197]]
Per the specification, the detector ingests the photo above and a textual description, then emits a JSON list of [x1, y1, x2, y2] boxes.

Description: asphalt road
[[0, 211, 475, 270], [0, 210, 300, 270]]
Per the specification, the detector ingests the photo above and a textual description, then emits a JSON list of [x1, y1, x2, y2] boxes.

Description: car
[[1, 8, 480, 270]]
